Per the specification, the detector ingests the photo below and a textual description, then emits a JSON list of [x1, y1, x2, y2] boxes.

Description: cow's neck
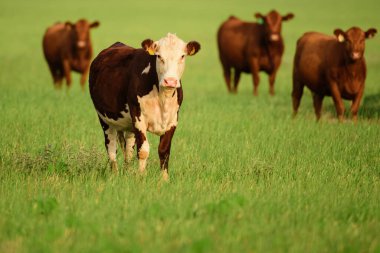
[[334, 48, 366, 83], [68, 31, 89, 59], [137, 84, 179, 136]]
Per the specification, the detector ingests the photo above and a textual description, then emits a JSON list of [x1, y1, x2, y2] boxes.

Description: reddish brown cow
[[89, 34, 200, 180], [292, 27, 377, 121], [43, 19, 99, 90], [217, 10, 294, 95]]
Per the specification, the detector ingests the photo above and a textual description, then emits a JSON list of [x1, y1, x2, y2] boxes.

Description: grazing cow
[[292, 27, 377, 121], [43, 19, 100, 89], [217, 10, 294, 95], [89, 33, 200, 180]]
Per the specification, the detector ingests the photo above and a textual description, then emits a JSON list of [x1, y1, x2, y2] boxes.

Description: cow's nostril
[[164, 78, 178, 87]]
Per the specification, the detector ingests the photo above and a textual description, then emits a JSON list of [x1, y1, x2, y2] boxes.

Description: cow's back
[[43, 23, 68, 64], [89, 43, 156, 119], [217, 17, 260, 71], [294, 32, 339, 91]]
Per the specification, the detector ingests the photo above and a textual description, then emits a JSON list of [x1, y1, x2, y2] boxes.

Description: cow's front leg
[[268, 71, 277, 96], [80, 63, 90, 90], [158, 126, 176, 181], [350, 86, 364, 123], [134, 129, 149, 174], [249, 58, 260, 96], [62, 59, 72, 86], [329, 81, 345, 122]]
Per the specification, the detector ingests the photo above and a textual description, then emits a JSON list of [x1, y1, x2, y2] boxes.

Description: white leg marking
[[162, 169, 169, 181], [125, 132, 135, 163], [138, 140, 150, 173], [106, 127, 118, 172]]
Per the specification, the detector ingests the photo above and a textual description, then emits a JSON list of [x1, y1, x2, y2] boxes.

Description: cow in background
[[43, 19, 100, 90], [217, 10, 294, 95], [292, 27, 377, 122], [89, 34, 200, 180]]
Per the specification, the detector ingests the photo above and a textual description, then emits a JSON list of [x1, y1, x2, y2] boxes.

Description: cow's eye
[[157, 55, 165, 63], [181, 55, 185, 59]]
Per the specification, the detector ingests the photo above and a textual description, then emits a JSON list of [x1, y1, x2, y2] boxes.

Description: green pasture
[[1, 0, 380, 252]]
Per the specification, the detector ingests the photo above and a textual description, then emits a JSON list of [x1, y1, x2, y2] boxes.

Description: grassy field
[[1, 0, 380, 252]]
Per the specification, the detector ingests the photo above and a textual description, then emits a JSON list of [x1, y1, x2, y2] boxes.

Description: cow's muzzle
[[77, 41, 87, 48], [270, 34, 280, 41], [351, 52, 362, 60], [163, 77, 178, 88]]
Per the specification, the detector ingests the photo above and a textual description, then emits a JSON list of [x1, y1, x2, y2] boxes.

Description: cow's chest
[[336, 68, 365, 98], [136, 86, 179, 136]]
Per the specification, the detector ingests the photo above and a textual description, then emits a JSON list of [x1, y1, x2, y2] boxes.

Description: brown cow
[[217, 10, 294, 95], [292, 27, 377, 122], [89, 34, 200, 180], [43, 19, 99, 90]]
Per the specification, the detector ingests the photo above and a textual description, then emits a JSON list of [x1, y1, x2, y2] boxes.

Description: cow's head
[[255, 10, 294, 42], [334, 27, 377, 61], [141, 33, 200, 89], [65, 19, 100, 50]]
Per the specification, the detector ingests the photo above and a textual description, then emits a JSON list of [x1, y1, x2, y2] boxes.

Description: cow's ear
[[186, 41, 200, 56], [365, 28, 377, 39], [141, 39, 156, 55], [282, 13, 294, 21], [254, 13, 265, 24], [90, 21, 100, 28], [65, 21, 74, 29], [334, 29, 346, 43]]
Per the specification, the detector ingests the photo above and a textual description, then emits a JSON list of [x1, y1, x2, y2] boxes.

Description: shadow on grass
[[360, 94, 380, 119], [323, 94, 380, 121]]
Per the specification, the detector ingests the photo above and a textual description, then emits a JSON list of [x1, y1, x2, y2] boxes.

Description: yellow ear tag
[[338, 34, 345, 42], [189, 48, 195, 56], [148, 48, 155, 55]]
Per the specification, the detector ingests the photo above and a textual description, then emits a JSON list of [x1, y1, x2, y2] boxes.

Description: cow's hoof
[[162, 169, 169, 182], [111, 161, 118, 174]]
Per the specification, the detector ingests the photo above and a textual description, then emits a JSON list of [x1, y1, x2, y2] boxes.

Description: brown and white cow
[[292, 27, 377, 122], [217, 10, 294, 95], [43, 19, 99, 90], [89, 33, 200, 180]]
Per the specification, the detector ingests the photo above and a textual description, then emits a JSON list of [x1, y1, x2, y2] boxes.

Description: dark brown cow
[[43, 19, 99, 90], [292, 27, 377, 122], [89, 33, 200, 180], [217, 10, 294, 95]]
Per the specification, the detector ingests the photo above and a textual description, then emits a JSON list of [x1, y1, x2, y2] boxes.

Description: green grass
[[1, 0, 380, 252]]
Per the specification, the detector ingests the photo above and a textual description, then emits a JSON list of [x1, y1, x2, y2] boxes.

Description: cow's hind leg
[[117, 131, 127, 162], [222, 64, 232, 92], [125, 132, 136, 163], [99, 117, 118, 173], [117, 131, 135, 164], [268, 71, 277, 96], [47, 64, 63, 88], [291, 72, 304, 118], [312, 93, 324, 121], [233, 69, 241, 93]]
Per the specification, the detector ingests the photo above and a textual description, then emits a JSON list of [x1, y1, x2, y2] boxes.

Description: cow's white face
[[142, 33, 200, 89]]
